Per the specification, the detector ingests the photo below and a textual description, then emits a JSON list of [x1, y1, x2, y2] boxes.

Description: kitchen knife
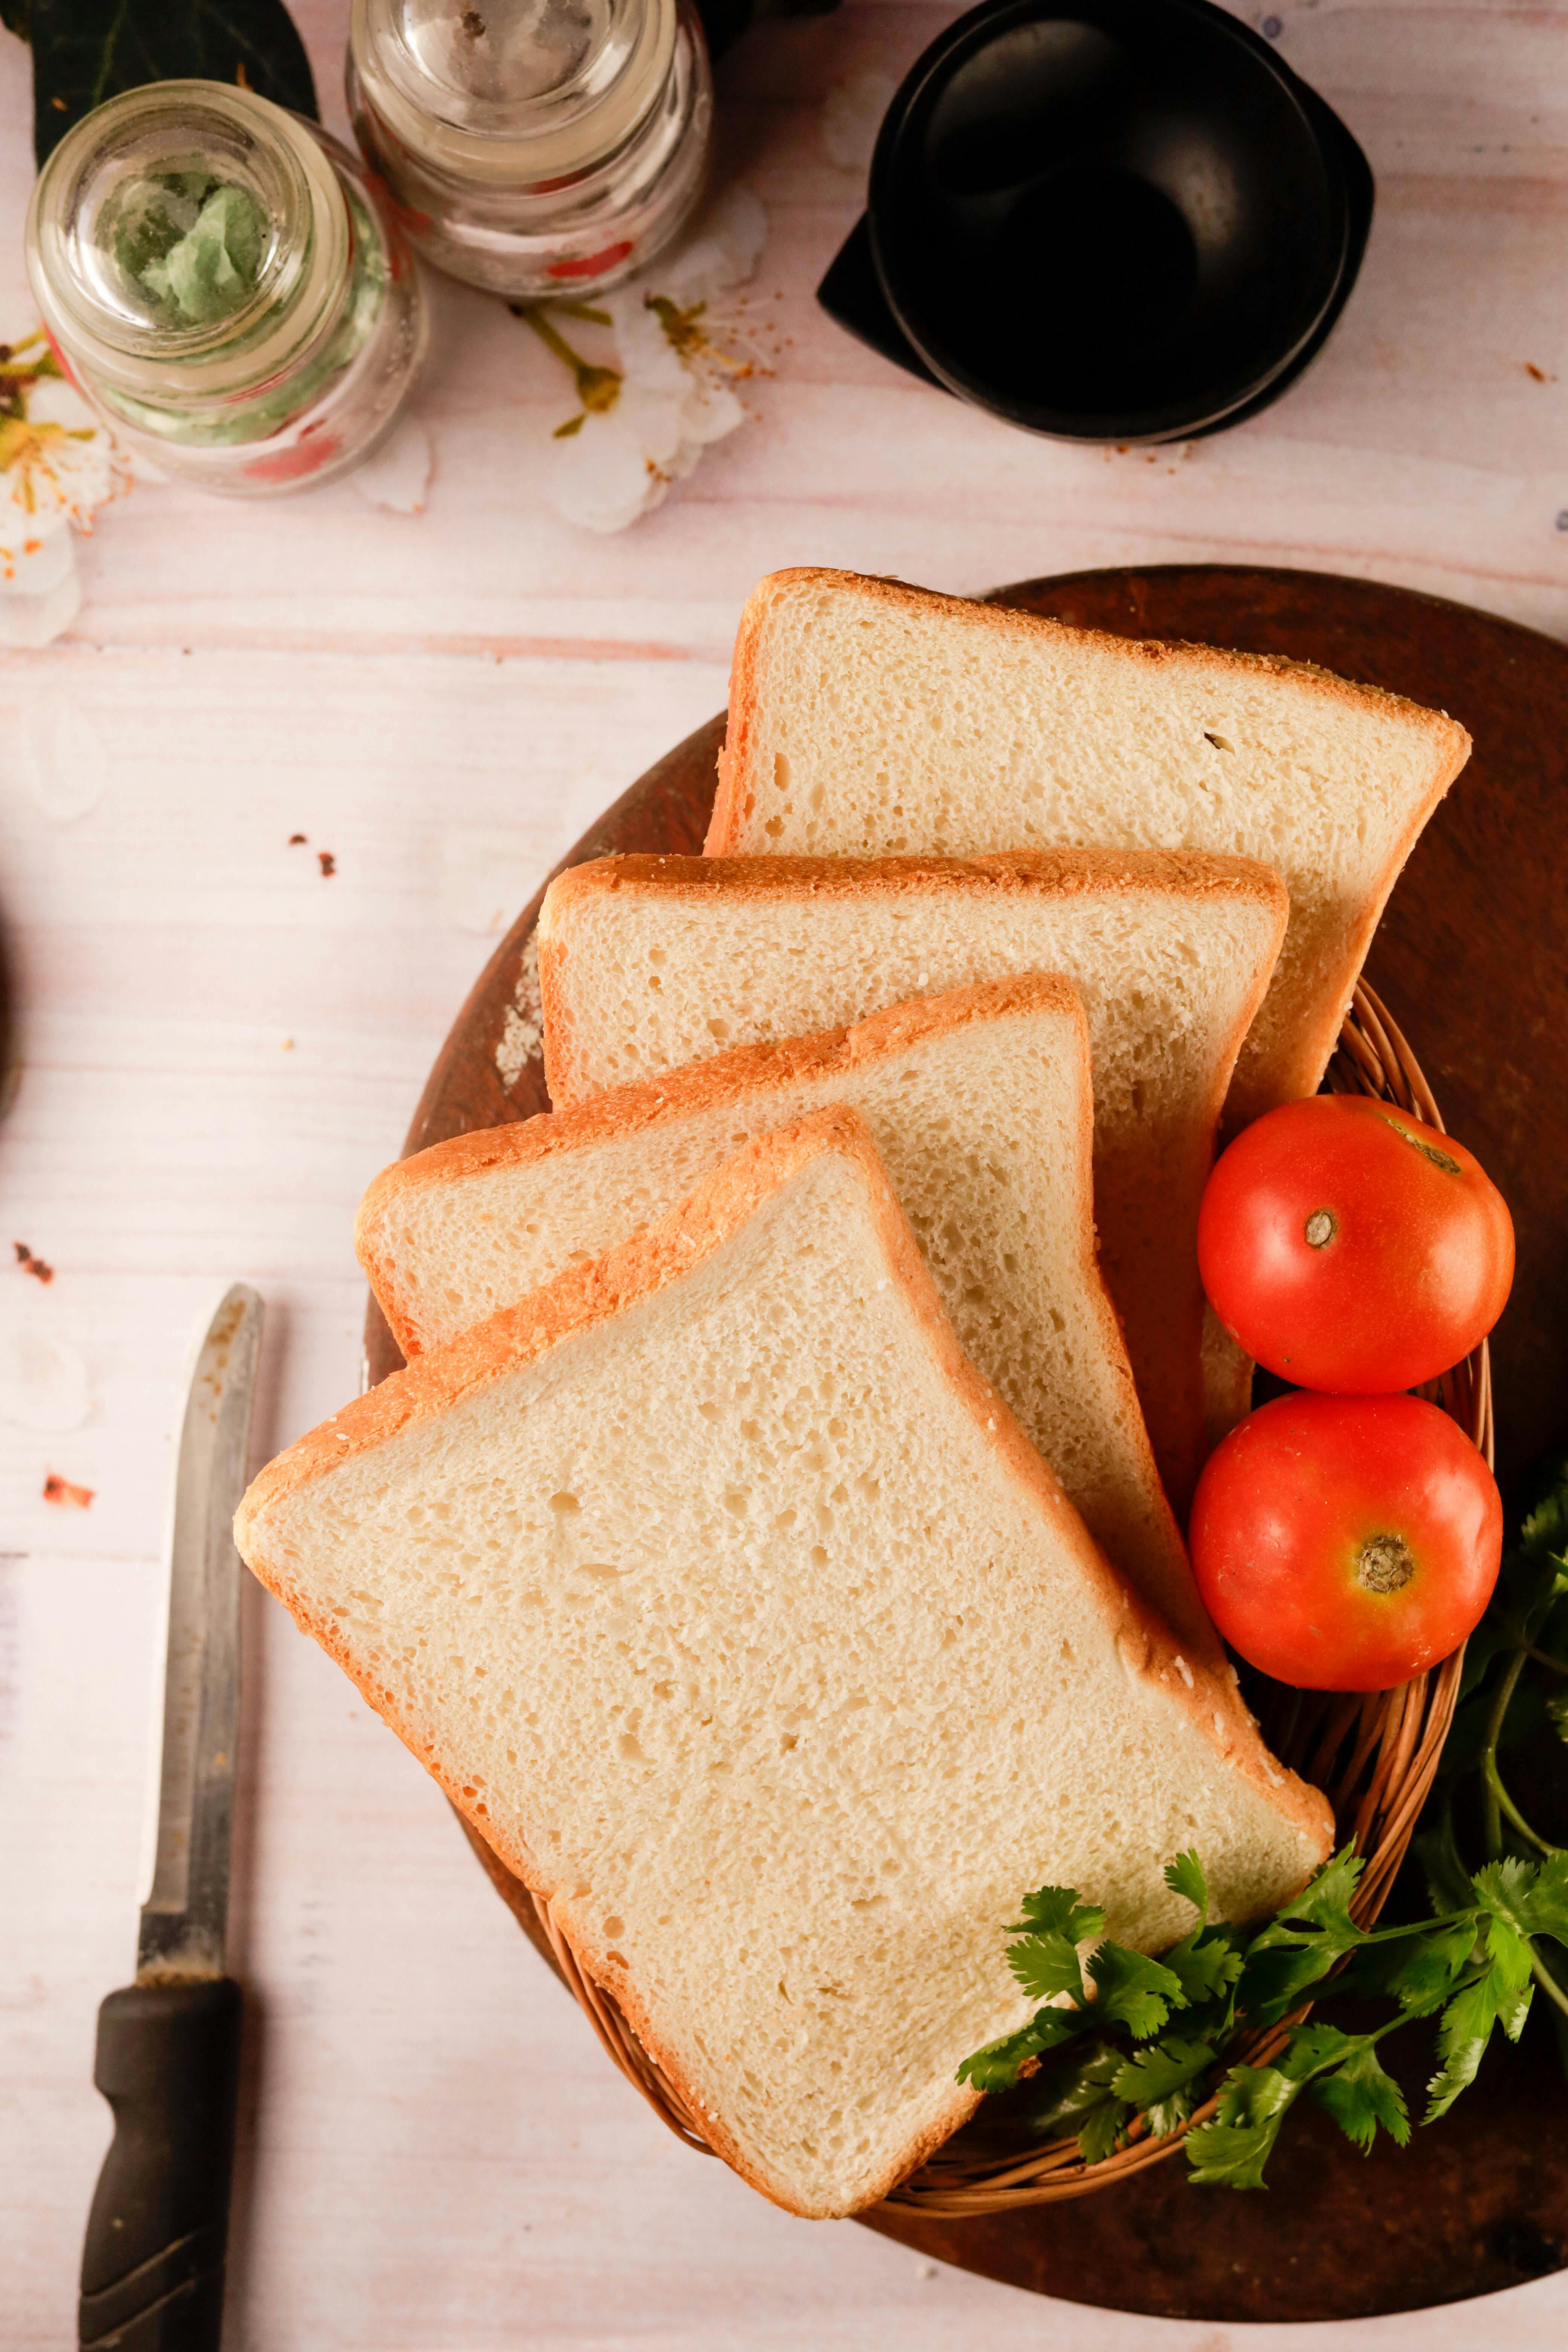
[[79, 1285, 265, 2352]]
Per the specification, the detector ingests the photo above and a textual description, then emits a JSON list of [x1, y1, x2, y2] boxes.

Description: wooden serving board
[[364, 568, 1568, 2323]]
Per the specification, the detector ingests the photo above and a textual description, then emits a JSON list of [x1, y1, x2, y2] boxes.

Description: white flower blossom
[[0, 330, 129, 645], [520, 185, 769, 534]]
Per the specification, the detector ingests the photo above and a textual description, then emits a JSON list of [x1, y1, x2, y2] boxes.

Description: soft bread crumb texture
[[537, 851, 1286, 1517], [358, 980, 1208, 1652], [240, 1115, 1330, 2220], [709, 570, 1471, 1130]]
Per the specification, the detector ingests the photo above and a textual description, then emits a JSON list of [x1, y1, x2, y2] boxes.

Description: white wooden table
[[4, 1, 1567, 2343]]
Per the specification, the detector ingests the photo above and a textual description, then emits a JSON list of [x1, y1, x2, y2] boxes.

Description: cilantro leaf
[[1275, 2020, 1362, 2078], [1476, 1853, 1568, 1949], [1547, 1689, 1568, 1746], [1163, 1850, 1209, 1917], [1185, 2063, 1302, 2188], [1472, 1856, 1541, 1940], [1008, 1932, 1088, 2004], [1007, 1886, 1107, 1944], [1238, 1846, 1371, 2024], [1426, 1973, 1505, 2119], [1278, 1845, 1366, 1932], [1524, 1853, 1568, 1945], [1076, 2094, 1132, 2165], [1087, 1943, 1186, 2040], [1311, 2043, 1410, 2152], [1163, 1923, 1246, 2010], [1352, 1917, 1480, 2016], [956, 2006, 1080, 2092], [1012, 2039, 1124, 2138], [1110, 2034, 1215, 2110]]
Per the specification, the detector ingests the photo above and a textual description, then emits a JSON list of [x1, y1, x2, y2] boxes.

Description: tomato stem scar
[[1357, 1533, 1416, 1593], [1305, 1208, 1337, 1248]]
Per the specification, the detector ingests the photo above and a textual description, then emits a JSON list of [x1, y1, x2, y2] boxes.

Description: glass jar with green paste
[[26, 81, 429, 496]]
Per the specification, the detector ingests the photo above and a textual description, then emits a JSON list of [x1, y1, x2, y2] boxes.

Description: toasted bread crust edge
[[706, 567, 1472, 858], [239, 1108, 1332, 2217], [535, 847, 1291, 1112], [357, 974, 1083, 1358]]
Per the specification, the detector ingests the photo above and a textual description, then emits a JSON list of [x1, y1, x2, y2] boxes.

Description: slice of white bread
[[537, 850, 1288, 1517], [237, 1110, 1333, 2220], [356, 978, 1209, 1655], [706, 569, 1472, 1133]]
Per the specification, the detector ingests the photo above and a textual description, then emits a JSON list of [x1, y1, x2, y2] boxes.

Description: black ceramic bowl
[[819, 0, 1373, 443]]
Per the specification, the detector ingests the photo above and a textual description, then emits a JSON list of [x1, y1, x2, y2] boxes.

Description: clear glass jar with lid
[[347, 0, 713, 299], [26, 81, 429, 497]]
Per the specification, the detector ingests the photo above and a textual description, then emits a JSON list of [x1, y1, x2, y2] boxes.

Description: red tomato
[[1189, 1391, 1502, 1690], [1198, 1095, 1513, 1393]]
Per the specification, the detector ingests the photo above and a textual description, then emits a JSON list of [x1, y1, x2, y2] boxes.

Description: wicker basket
[[477, 979, 1490, 2211]]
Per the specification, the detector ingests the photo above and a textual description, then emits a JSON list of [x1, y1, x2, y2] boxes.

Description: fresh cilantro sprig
[[957, 1844, 1568, 2187], [957, 1460, 1568, 2186]]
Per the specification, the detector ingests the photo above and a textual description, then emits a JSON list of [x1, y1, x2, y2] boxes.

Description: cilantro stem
[[1480, 1649, 1530, 1860], [1524, 1645, 1568, 1677], [1481, 1747, 1563, 1857], [1353, 1908, 1475, 1946], [1530, 1947, 1568, 2023]]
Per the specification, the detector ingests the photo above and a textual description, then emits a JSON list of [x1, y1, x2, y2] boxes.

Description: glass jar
[[347, 0, 713, 299], [26, 81, 429, 498]]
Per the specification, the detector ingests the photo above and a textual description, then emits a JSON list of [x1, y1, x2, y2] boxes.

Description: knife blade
[[79, 1284, 264, 2352]]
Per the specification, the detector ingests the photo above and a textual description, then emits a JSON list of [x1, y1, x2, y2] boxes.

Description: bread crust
[[707, 566, 1472, 858], [239, 1107, 1332, 2217], [360, 972, 1082, 1356], [536, 846, 1290, 1113]]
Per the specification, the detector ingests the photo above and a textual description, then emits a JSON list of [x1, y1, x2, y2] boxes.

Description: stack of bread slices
[[237, 571, 1470, 2220]]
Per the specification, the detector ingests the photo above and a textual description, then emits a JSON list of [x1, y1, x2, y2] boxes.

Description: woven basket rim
[[504, 980, 1488, 2211]]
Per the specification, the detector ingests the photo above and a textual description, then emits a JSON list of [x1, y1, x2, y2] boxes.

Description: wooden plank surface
[[5, 2, 1568, 2345]]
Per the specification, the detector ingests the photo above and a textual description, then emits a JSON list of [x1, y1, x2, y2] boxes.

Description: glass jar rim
[[26, 81, 352, 401], [351, 0, 678, 183]]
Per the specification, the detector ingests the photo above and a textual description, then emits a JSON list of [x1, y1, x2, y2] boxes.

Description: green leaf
[[1185, 2064, 1302, 2188], [1110, 2035, 1215, 2110], [1425, 1973, 1504, 2120], [1009, 2039, 1124, 2138], [1364, 1918, 1480, 2017], [1546, 1689, 1568, 1745], [1076, 2094, 1132, 2165], [1003, 1884, 1105, 2004], [955, 2006, 1081, 2093], [1275, 2020, 1361, 2078], [1239, 1846, 1370, 2024], [1008, 1885, 1108, 1945], [1163, 1850, 1209, 1918], [1476, 1853, 1568, 1949], [1007, 1932, 1088, 2005], [1311, 2043, 1410, 2153], [1162, 1924, 1246, 2009], [1087, 1943, 1185, 2040], [1183, 2118, 1282, 2188], [1524, 1853, 1568, 1945], [1278, 1845, 1366, 1932], [28, 0, 318, 166]]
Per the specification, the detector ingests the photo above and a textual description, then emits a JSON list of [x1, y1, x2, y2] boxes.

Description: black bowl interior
[[871, 0, 1350, 437]]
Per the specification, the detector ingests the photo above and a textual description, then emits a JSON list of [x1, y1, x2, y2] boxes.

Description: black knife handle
[[79, 1978, 243, 2351]]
